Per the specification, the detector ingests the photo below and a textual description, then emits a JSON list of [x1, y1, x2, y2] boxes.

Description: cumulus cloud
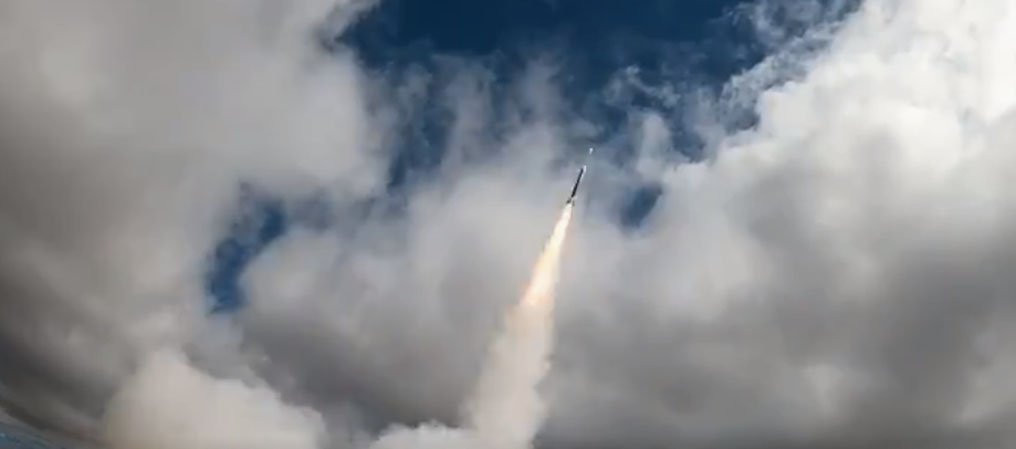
[[546, 1, 1016, 447], [0, 0, 384, 434], [4, 0, 1016, 448]]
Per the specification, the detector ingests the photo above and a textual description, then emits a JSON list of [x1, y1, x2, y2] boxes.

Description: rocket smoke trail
[[464, 203, 574, 444], [371, 203, 576, 449]]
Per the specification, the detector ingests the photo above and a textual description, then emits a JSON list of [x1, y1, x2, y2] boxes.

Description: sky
[[4, 1, 1016, 449], [207, 0, 855, 314]]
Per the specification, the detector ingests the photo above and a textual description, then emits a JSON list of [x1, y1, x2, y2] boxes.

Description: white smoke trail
[[372, 204, 575, 449], [101, 350, 326, 449], [465, 203, 573, 442]]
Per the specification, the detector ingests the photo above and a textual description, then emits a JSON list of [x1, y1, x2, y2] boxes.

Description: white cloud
[[0, 0, 384, 435], [4, 0, 1016, 448]]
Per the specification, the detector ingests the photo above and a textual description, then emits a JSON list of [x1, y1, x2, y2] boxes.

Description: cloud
[[0, 0, 384, 434], [543, 1, 1016, 447], [4, 0, 1016, 448]]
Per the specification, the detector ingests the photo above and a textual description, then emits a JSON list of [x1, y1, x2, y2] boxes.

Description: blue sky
[[343, 0, 760, 170]]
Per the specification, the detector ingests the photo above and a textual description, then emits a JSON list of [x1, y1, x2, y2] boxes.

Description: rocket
[[566, 147, 594, 205]]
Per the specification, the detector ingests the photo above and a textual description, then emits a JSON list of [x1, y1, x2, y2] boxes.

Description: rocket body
[[566, 166, 585, 204], [565, 147, 594, 205]]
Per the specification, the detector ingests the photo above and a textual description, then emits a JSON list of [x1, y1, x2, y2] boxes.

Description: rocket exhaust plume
[[370, 203, 576, 449], [463, 202, 575, 446]]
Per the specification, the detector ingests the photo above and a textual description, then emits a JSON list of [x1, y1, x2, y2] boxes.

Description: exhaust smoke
[[372, 203, 575, 449]]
